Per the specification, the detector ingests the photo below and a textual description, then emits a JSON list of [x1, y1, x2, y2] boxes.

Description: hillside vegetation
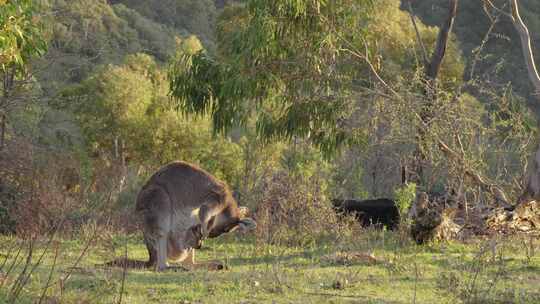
[[1, 0, 539, 303]]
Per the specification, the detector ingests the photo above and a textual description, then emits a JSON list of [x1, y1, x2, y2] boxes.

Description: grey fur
[[136, 161, 256, 271]]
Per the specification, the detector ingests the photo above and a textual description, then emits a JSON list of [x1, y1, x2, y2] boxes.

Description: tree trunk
[[507, 0, 540, 203], [414, 0, 459, 187], [425, 0, 459, 81], [0, 112, 5, 150], [509, 0, 540, 95], [118, 137, 127, 193]]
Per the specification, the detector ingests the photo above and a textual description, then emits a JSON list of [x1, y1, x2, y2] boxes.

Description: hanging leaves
[[169, 0, 373, 153], [0, 0, 46, 73]]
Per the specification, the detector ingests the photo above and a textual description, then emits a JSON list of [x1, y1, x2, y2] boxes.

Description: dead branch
[[117, 236, 129, 304], [38, 242, 59, 304], [407, 1, 430, 66], [438, 139, 510, 206], [470, 2, 505, 80]]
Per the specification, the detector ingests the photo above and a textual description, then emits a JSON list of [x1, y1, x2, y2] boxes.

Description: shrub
[[254, 170, 354, 247], [0, 183, 17, 234], [394, 182, 416, 218]]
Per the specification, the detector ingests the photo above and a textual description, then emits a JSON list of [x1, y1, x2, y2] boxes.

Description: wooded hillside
[[1, 0, 539, 232], [1, 1, 539, 303]]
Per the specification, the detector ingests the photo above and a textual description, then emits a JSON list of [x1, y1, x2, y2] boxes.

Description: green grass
[[0, 230, 539, 304]]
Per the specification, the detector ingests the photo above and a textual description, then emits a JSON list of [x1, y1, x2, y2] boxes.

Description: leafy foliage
[[170, 0, 377, 154], [0, 0, 46, 72], [60, 52, 243, 183], [170, 0, 468, 156], [394, 182, 416, 217], [111, 0, 218, 51]]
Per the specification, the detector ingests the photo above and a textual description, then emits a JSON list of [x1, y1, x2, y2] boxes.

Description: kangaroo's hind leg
[[138, 185, 173, 271], [143, 235, 157, 268]]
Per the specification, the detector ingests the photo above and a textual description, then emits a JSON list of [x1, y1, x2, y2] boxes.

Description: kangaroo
[[135, 161, 256, 271]]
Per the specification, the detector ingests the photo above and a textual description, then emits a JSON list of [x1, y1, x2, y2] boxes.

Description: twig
[[483, 0, 512, 19], [0, 238, 19, 272], [8, 238, 34, 303], [470, 3, 504, 79], [341, 46, 401, 100], [0, 240, 24, 289], [59, 223, 99, 288], [483, 250, 505, 299], [407, 1, 429, 66], [16, 220, 65, 295], [38, 242, 60, 304], [117, 236, 129, 304], [413, 250, 419, 304]]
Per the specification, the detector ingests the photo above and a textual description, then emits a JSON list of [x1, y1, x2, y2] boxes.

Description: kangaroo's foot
[[165, 264, 190, 272], [188, 260, 227, 271]]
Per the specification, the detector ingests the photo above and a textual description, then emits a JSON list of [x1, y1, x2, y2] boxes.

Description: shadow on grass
[[226, 251, 311, 267]]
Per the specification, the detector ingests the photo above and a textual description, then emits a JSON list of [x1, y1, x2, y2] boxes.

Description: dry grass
[[0, 229, 538, 303], [254, 171, 356, 247]]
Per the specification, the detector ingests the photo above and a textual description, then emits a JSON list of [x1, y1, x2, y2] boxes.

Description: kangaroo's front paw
[[186, 224, 204, 249], [200, 223, 209, 239]]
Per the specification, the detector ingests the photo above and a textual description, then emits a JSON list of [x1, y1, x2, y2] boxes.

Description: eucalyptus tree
[[0, 0, 47, 149], [170, 0, 376, 155], [170, 0, 472, 198], [484, 0, 540, 204]]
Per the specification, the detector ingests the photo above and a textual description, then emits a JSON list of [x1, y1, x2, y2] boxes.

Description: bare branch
[[470, 2, 506, 79], [483, 0, 513, 19], [509, 0, 540, 98], [407, 1, 430, 66]]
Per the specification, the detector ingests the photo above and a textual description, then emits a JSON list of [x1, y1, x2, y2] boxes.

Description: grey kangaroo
[[136, 161, 256, 271]]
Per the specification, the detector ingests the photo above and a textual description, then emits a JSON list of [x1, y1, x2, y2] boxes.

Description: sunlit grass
[[1, 231, 539, 303]]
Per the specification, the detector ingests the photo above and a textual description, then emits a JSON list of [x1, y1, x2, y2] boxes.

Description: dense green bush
[[394, 182, 417, 218]]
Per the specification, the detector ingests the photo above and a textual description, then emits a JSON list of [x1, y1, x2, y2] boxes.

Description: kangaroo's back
[[136, 161, 233, 212]]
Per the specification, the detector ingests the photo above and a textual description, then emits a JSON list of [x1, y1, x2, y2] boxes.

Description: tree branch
[[407, 1, 430, 66], [425, 0, 459, 80], [509, 0, 540, 98], [438, 137, 510, 206], [483, 0, 512, 19], [470, 2, 505, 80]]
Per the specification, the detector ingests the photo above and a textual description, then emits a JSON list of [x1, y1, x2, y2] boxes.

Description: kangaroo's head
[[207, 203, 256, 238]]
